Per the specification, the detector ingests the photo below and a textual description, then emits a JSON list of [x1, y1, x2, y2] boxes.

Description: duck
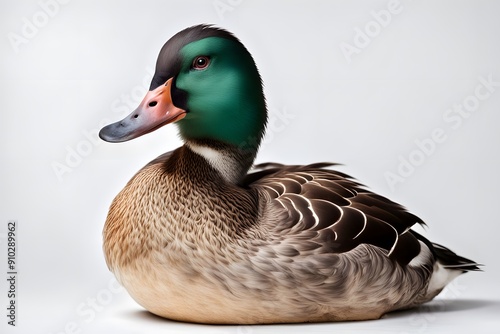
[[99, 24, 479, 324]]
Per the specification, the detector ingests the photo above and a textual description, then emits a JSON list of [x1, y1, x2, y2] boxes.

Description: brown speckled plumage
[[100, 24, 479, 324], [103, 142, 476, 324]]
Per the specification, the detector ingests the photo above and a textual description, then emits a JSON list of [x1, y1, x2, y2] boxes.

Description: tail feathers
[[409, 230, 481, 272], [425, 244, 481, 301], [432, 243, 482, 272], [409, 231, 481, 302]]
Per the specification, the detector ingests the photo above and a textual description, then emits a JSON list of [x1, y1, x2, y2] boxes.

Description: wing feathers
[[248, 163, 426, 266], [309, 199, 342, 230], [301, 183, 351, 206]]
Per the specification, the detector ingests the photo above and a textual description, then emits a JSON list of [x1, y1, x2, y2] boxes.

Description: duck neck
[[185, 139, 256, 185]]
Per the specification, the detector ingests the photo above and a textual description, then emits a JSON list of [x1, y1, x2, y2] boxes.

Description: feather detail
[[245, 163, 429, 266]]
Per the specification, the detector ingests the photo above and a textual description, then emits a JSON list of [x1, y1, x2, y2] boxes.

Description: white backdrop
[[1, 0, 499, 333]]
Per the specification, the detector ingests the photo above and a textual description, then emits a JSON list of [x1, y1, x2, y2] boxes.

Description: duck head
[[99, 24, 267, 152]]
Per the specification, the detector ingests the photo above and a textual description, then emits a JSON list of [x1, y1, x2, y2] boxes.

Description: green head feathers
[[99, 25, 268, 151], [175, 35, 267, 150]]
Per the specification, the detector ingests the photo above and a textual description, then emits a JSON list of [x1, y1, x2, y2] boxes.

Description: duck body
[[100, 25, 479, 324], [103, 141, 473, 324]]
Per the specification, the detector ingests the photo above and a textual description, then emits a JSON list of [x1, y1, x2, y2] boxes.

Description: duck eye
[[192, 56, 210, 70]]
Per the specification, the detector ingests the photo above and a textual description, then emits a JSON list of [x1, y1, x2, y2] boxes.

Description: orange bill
[[99, 78, 186, 142]]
